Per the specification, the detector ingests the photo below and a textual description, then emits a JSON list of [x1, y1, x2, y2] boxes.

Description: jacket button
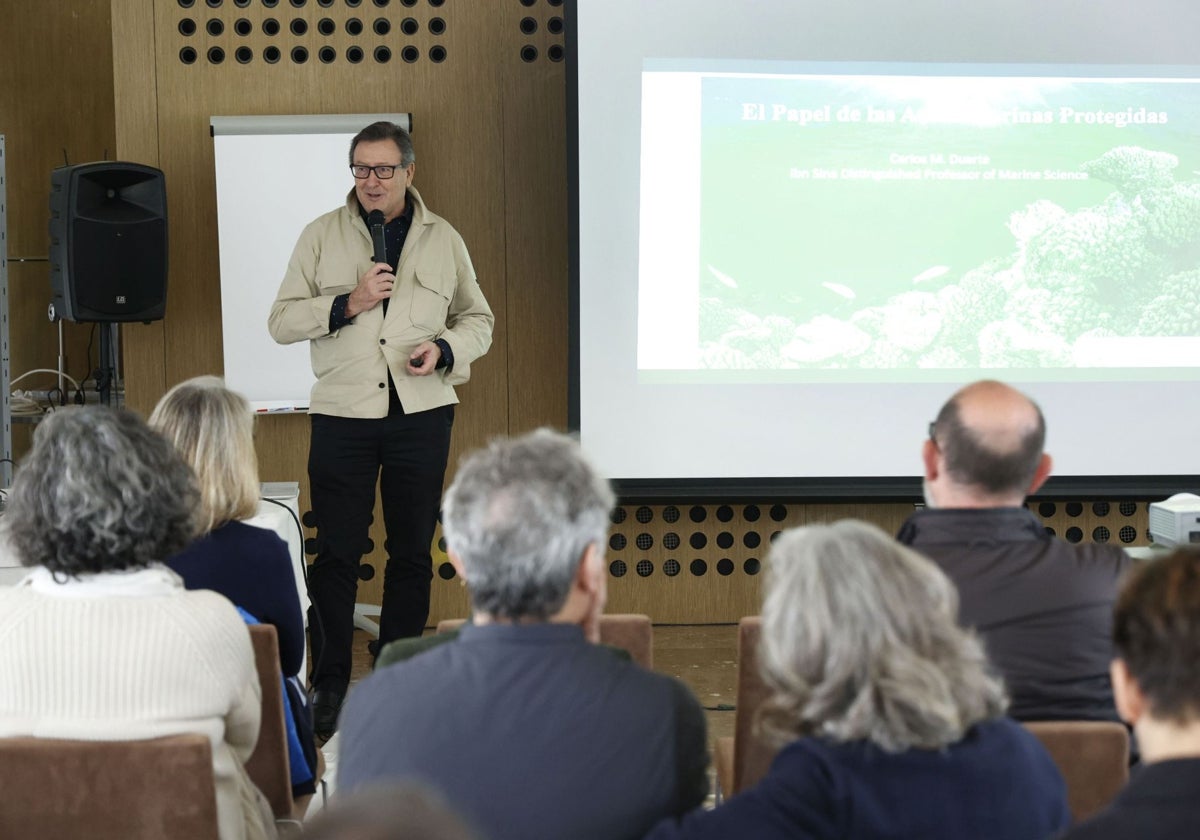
[[379, 338, 386, 345], [378, 382, 386, 389]]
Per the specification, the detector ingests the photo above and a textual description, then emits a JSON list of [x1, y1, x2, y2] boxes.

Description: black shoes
[[311, 688, 345, 741]]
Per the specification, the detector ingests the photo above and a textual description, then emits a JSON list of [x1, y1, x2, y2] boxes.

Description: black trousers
[[306, 404, 454, 693]]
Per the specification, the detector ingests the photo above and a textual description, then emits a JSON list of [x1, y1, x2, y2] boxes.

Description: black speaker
[[48, 162, 168, 323]]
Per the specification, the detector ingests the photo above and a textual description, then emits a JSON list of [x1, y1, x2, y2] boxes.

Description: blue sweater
[[167, 520, 305, 678], [646, 718, 1070, 840]]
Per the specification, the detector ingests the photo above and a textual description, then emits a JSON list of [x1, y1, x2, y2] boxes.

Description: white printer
[[1148, 493, 1200, 548]]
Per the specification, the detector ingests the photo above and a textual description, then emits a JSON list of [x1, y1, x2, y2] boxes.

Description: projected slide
[[638, 65, 1200, 381]]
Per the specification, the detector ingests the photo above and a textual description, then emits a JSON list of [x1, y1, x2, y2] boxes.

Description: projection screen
[[568, 0, 1200, 498]]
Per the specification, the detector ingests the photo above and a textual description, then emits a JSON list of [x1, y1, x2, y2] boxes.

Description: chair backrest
[[435, 613, 655, 669], [245, 623, 294, 820], [731, 616, 778, 794], [1022, 720, 1130, 823], [0, 733, 219, 839]]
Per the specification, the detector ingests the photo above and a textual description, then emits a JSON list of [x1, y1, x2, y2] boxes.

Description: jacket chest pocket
[[409, 269, 453, 331]]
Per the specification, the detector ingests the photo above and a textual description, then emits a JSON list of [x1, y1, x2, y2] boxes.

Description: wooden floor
[[337, 623, 739, 799]]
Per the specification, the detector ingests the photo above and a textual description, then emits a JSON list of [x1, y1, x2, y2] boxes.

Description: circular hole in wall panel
[[716, 505, 734, 523], [437, 562, 455, 580], [207, 46, 226, 63], [263, 17, 281, 34], [179, 0, 197, 8], [548, 16, 563, 34], [743, 504, 761, 522], [744, 531, 761, 549], [429, 45, 446, 62], [1044, 526, 1056, 537], [635, 506, 653, 524], [689, 532, 707, 550], [610, 507, 627, 525], [689, 506, 707, 523], [1065, 502, 1083, 517], [263, 45, 281, 62], [428, 0, 443, 6], [302, 510, 317, 528], [429, 16, 446, 34], [636, 560, 654, 578], [235, 46, 253, 63], [520, 16, 537, 34], [1065, 526, 1084, 544], [401, 45, 419, 62], [1092, 526, 1111, 543], [291, 18, 308, 35], [304, 537, 317, 554], [206, 0, 223, 7], [1038, 502, 1056, 517], [520, 45, 538, 63], [664, 559, 681, 577], [235, 17, 253, 34], [318, 45, 336, 63], [717, 558, 735, 576], [1092, 501, 1111, 516], [357, 562, 375, 581], [635, 533, 653, 551], [689, 559, 707, 577], [207, 18, 225, 35], [663, 532, 680, 550], [179, 18, 197, 36], [548, 44, 564, 62], [663, 505, 680, 523], [769, 504, 788, 522], [291, 0, 306, 6], [373, 17, 391, 34], [374, 45, 392, 62], [291, 45, 309, 63], [716, 532, 734, 549], [744, 558, 761, 575], [609, 534, 626, 551], [346, 45, 364, 62], [317, 17, 335, 34], [346, 17, 363, 34], [263, 0, 279, 7], [1119, 502, 1138, 516], [1119, 525, 1138, 543], [609, 560, 627, 578]]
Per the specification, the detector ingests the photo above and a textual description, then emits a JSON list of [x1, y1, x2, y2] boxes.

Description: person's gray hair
[[441, 429, 614, 621], [303, 783, 479, 840], [758, 520, 1007, 752], [2, 406, 201, 576], [349, 121, 415, 168]]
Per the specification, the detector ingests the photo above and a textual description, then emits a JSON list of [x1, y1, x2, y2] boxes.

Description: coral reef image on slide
[[686, 69, 1200, 377]]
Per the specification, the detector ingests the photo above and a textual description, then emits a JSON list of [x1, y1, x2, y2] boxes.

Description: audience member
[[897, 379, 1132, 722], [0, 407, 274, 840], [1064, 548, 1200, 839], [338, 429, 708, 840], [303, 784, 479, 840], [647, 520, 1070, 840], [151, 376, 319, 810]]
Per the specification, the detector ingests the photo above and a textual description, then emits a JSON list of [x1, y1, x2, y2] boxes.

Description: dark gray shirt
[[898, 507, 1133, 722], [338, 622, 709, 840]]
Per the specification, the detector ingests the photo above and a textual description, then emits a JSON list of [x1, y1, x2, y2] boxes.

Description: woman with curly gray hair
[[0, 407, 274, 840], [647, 519, 1070, 840]]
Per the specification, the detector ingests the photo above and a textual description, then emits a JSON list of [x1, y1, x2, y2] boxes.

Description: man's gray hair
[[758, 520, 1007, 752], [441, 429, 614, 621], [3, 406, 201, 576], [349, 121, 415, 168]]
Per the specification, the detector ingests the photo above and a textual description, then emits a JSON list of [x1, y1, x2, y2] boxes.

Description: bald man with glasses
[[270, 121, 494, 739], [897, 380, 1132, 725]]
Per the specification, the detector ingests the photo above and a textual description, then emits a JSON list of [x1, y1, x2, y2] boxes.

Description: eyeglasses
[[928, 421, 938, 444], [350, 163, 406, 180]]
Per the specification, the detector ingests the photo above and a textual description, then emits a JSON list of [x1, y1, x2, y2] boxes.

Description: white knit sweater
[[0, 566, 263, 840]]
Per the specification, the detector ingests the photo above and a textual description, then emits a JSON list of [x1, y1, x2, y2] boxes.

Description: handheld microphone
[[367, 209, 387, 264]]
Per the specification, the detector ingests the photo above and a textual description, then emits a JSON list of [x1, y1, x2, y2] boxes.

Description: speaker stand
[[96, 323, 120, 406]]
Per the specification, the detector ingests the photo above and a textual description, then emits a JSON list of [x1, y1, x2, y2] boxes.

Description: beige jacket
[[268, 187, 493, 417]]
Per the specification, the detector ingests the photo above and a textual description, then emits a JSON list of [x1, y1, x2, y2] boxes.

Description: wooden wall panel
[[0, 1, 116, 452], [500, 4, 569, 434]]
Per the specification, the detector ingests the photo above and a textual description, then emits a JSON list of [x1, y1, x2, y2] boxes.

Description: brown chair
[[715, 616, 777, 801], [435, 613, 655, 669], [0, 733, 220, 839], [245, 623, 300, 830], [1022, 720, 1130, 824]]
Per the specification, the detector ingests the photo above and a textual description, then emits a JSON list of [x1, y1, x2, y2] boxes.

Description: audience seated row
[[0, 376, 1184, 840]]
